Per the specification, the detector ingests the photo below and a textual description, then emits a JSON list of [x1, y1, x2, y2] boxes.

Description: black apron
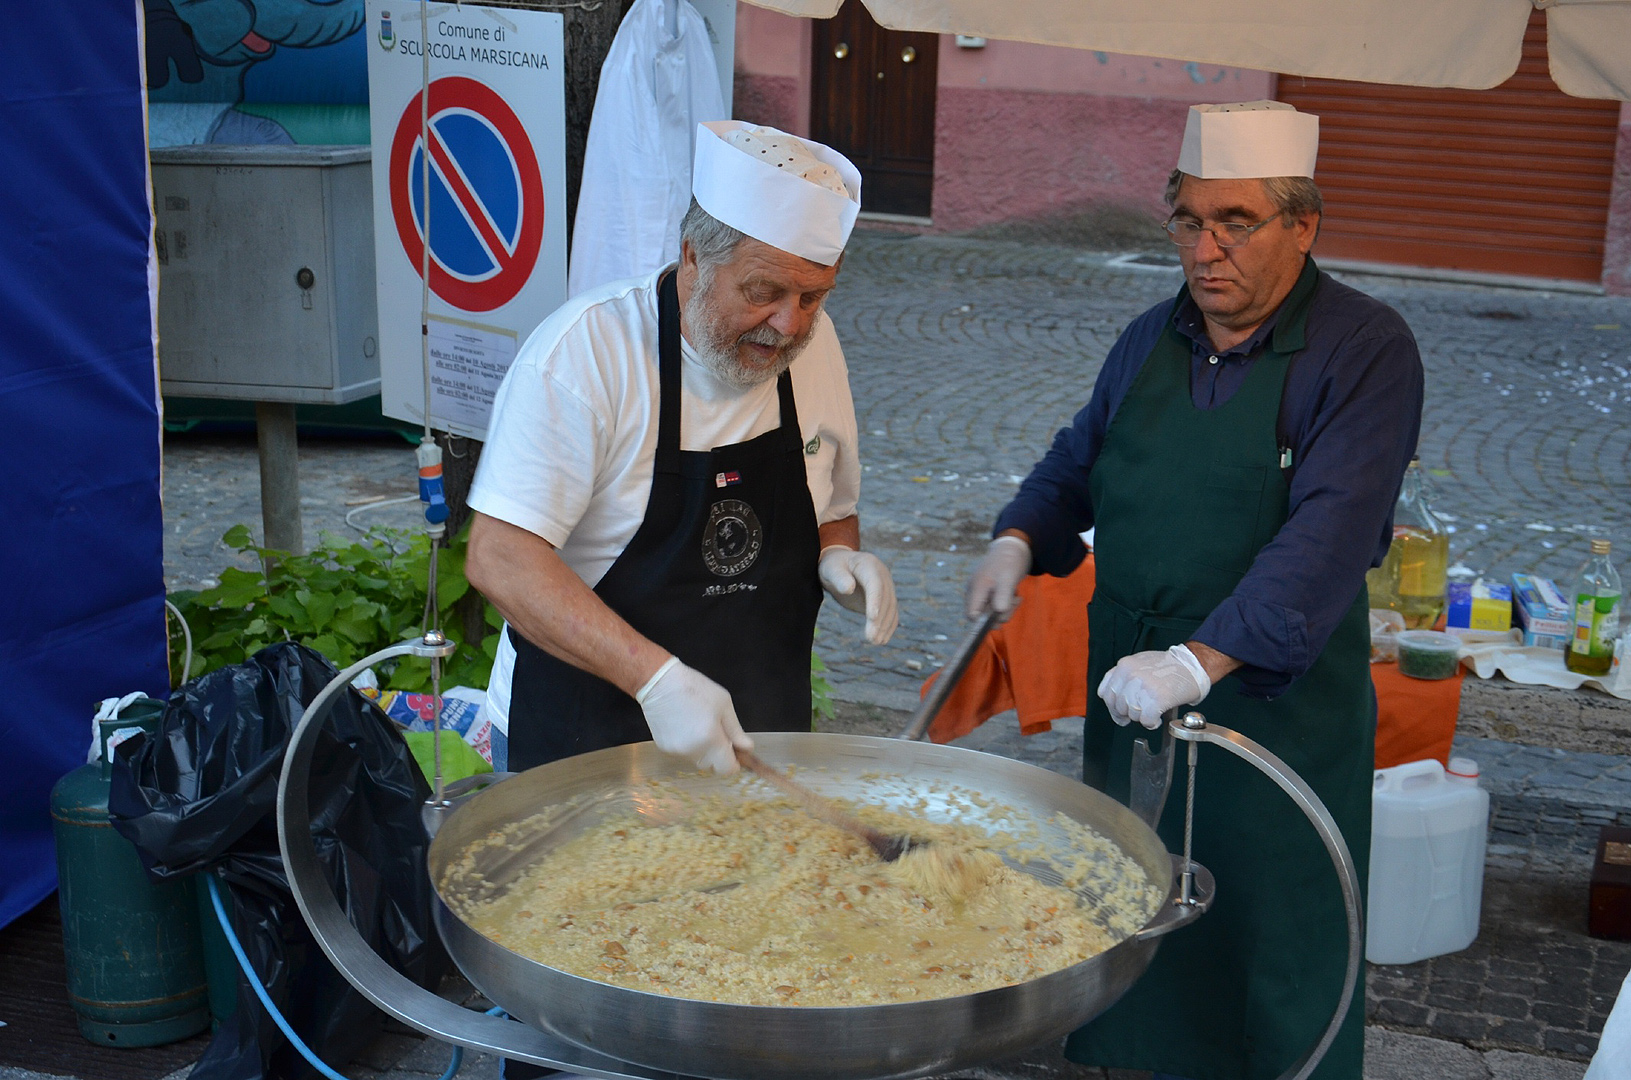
[[505, 271, 824, 772], [1064, 260, 1372, 1080]]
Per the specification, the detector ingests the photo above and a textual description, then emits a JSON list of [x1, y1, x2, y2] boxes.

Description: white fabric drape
[[568, 0, 727, 298], [1546, 1, 1631, 100], [737, 0, 1631, 99]]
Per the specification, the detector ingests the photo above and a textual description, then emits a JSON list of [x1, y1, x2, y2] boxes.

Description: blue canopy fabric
[[0, 0, 167, 928]]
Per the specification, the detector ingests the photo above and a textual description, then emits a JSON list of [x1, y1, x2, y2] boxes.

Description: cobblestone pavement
[[160, 231, 1631, 713]]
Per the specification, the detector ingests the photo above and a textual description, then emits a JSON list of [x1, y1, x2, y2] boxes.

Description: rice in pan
[[450, 775, 1163, 1007]]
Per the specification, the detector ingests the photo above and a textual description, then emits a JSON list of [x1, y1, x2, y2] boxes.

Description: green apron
[[1064, 261, 1373, 1080]]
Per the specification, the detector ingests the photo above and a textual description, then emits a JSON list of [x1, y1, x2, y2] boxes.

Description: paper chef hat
[[1176, 101, 1319, 180], [692, 121, 862, 266]]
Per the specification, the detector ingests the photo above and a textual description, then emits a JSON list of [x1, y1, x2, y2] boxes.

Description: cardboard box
[[1512, 573, 1574, 650], [1591, 825, 1631, 941], [1446, 580, 1513, 633]]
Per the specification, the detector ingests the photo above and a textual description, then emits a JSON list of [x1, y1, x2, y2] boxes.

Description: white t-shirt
[[468, 265, 861, 730]]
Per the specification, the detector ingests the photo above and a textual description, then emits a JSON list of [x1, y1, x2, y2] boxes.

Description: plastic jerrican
[[1366, 757, 1490, 965]]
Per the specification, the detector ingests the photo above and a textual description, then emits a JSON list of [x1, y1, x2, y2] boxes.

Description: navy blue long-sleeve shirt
[[994, 261, 1424, 697]]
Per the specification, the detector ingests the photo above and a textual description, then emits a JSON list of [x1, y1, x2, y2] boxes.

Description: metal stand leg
[[255, 401, 303, 554], [1168, 712, 1364, 1080]]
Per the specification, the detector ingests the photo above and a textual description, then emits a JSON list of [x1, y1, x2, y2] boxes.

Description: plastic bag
[[1587, 967, 1631, 1078], [357, 684, 495, 784], [1370, 608, 1405, 664], [109, 642, 447, 1080]]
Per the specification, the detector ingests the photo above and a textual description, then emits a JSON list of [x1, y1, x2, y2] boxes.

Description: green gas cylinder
[[50, 701, 210, 1047]]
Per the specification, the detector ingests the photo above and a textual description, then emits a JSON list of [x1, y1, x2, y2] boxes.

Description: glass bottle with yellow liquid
[[1366, 459, 1449, 629], [1565, 539, 1620, 677]]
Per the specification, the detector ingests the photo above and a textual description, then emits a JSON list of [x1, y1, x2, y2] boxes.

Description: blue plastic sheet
[[0, 0, 167, 928]]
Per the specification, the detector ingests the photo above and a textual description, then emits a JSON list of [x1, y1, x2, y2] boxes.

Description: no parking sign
[[366, 1, 565, 438]]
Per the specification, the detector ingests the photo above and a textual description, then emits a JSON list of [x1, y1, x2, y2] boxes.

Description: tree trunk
[[436, 0, 633, 542], [436, 431, 489, 648]]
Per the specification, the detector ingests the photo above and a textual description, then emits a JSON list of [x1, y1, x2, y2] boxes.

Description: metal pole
[[254, 400, 303, 554], [1180, 738, 1198, 904], [899, 612, 999, 741], [420, 0, 434, 441]]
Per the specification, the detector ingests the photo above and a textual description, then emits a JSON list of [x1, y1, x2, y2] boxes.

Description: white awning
[[739, 0, 1631, 100]]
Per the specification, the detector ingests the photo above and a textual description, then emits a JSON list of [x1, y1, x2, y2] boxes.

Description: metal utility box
[[151, 145, 379, 404]]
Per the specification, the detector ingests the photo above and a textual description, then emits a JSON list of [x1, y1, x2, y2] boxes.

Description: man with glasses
[[965, 101, 1422, 1080]]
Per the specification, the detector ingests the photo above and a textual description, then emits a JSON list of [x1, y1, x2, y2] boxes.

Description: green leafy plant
[[810, 630, 836, 729], [170, 523, 836, 724], [166, 524, 500, 692]]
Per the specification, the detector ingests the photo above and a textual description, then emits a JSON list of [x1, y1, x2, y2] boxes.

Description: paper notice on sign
[[367, 0, 566, 440], [427, 317, 517, 431]]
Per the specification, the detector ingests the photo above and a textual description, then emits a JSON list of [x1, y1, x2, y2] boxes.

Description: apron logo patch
[[702, 499, 763, 578], [714, 470, 742, 488], [804, 435, 821, 456]]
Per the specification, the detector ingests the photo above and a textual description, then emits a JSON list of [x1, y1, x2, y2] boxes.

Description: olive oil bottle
[[1367, 459, 1450, 629], [1565, 539, 1620, 677]]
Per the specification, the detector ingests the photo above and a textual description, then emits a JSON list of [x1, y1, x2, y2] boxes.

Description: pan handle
[[1168, 713, 1364, 1080], [275, 636, 691, 1080], [422, 771, 517, 838], [898, 611, 1000, 740], [1133, 854, 1214, 942]]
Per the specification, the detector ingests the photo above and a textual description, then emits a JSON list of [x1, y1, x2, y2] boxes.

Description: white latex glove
[[1097, 645, 1212, 729], [964, 536, 1031, 622], [635, 657, 751, 774], [818, 546, 898, 644]]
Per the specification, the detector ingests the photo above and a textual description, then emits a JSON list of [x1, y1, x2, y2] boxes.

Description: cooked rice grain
[[452, 778, 1161, 1006]]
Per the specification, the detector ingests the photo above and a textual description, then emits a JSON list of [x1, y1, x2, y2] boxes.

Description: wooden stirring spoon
[[735, 748, 924, 862]]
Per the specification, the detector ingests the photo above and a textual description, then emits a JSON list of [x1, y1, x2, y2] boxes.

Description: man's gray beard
[[684, 277, 817, 391]]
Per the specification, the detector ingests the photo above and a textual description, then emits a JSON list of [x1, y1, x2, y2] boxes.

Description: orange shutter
[[1278, 12, 1620, 282]]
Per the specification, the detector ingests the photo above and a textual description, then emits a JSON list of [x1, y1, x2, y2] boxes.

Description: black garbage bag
[[110, 642, 448, 1080]]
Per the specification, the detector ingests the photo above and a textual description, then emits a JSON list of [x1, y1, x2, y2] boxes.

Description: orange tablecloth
[[921, 553, 1462, 768], [1370, 660, 1463, 769]]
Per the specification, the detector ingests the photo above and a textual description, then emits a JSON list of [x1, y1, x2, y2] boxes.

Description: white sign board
[[367, 0, 566, 440]]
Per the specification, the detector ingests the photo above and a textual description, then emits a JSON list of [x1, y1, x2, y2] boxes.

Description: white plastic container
[[1366, 757, 1490, 965]]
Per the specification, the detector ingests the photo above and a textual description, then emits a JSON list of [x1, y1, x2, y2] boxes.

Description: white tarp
[[1546, 1, 1631, 100], [739, 0, 1631, 100]]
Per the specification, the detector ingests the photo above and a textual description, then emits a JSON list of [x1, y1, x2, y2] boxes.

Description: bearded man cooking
[[466, 122, 897, 779], [966, 102, 1423, 1080]]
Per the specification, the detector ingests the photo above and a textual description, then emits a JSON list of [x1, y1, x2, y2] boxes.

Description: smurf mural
[[144, 0, 368, 146]]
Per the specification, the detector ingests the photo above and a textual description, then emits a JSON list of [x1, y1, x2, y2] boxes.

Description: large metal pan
[[277, 635, 1357, 1080], [275, 638, 1211, 1080], [425, 731, 1209, 1080]]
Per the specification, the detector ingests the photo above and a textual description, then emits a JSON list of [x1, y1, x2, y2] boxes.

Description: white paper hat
[[1176, 101, 1319, 180], [692, 121, 862, 266]]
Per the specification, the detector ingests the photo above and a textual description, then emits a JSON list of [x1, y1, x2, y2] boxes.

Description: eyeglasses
[[1163, 213, 1282, 248]]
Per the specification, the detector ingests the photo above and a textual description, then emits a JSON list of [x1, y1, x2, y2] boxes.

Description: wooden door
[[1278, 11, 1620, 282], [809, 5, 938, 219]]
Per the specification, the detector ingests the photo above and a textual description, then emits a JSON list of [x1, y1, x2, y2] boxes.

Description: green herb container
[[1396, 630, 1462, 680]]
